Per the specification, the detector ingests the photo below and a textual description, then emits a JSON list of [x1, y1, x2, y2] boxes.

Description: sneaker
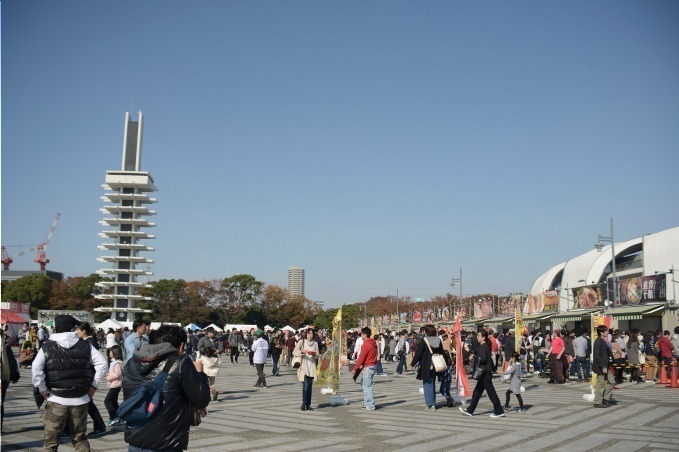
[[593, 404, 608, 408], [364, 406, 376, 411], [517, 409, 526, 413], [504, 405, 511, 410], [489, 413, 505, 418], [459, 407, 472, 416], [111, 419, 126, 427], [88, 429, 106, 438], [425, 405, 436, 411]]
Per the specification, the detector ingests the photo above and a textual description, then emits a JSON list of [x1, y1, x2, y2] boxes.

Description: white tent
[[263, 325, 274, 331], [223, 324, 258, 332], [96, 319, 124, 331], [151, 322, 181, 331], [184, 323, 201, 331], [205, 323, 223, 332], [282, 325, 296, 333]]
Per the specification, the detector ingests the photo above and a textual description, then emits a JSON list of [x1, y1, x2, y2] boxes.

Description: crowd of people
[[1, 318, 678, 450]]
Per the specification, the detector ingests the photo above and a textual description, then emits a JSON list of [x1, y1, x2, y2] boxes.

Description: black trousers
[[505, 389, 524, 409], [230, 347, 239, 362], [104, 387, 121, 419], [1, 380, 8, 429], [88, 398, 106, 431], [467, 370, 504, 415]]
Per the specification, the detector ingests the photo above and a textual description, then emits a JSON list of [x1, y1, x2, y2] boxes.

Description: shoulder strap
[[423, 337, 433, 354], [160, 354, 178, 375]]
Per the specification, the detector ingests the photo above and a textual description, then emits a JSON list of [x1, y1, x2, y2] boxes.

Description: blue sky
[[2, 1, 678, 308]]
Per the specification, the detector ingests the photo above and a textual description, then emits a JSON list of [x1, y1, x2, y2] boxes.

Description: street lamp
[[450, 268, 462, 319], [595, 218, 618, 307]]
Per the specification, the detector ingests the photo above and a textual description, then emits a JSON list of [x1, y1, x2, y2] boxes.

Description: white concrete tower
[[94, 112, 155, 323], [287, 266, 305, 297]]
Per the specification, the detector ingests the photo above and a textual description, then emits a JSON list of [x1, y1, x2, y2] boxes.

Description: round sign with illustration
[[626, 277, 642, 304]]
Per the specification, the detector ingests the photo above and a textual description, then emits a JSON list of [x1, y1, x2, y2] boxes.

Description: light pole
[[595, 218, 618, 307], [451, 268, 462, 319]]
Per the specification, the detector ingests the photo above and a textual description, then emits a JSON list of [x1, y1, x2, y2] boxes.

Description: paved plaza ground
[[2, 357, 679, 451]]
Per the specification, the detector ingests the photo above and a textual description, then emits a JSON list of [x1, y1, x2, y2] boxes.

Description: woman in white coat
[[295, 329, 319, 411]]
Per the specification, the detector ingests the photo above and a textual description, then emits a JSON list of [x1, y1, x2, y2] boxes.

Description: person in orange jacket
[[354, 327, 378, 411]]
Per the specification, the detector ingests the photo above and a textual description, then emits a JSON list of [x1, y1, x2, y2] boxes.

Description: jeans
[[271, 350, 281, 374], [302, 375, 313, 406], [438, 366, 452, 398], [362, 366, 376, 409], [396, 352, 407, 374], [574, 356, 590, 380], [255, 363, 267, 387], [375, 360, 384, 375], [422, 377, 436, 407]]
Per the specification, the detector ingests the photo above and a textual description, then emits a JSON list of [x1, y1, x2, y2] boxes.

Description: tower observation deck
[[94, 112, 155, 323]]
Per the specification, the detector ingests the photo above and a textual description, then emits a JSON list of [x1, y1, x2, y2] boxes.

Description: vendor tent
[[150, 322, 181, 331], [0, 310, 27, 325], [223, 324, 258, 332], [205, 323, 223, 332], [184, 323, 201, 331], [282, 325, 296, 333], [96, 319, 123, 331], [263, 325, 274, 331]]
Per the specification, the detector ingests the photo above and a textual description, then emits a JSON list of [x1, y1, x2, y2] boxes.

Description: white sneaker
[[490, 413, 505, 418], [459, 407, 472, 416]]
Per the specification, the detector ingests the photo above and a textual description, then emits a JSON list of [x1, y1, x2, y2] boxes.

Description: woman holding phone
[[295, 328, 319, 411]]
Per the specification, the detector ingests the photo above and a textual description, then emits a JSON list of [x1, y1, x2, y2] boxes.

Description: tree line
[[0, 274, 360, 330], [1, 274, 501, 330]]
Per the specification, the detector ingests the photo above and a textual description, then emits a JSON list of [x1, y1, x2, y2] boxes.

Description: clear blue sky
[[2, 1, 678, 308]]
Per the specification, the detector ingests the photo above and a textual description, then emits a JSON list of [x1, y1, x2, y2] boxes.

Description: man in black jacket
[[123, 324, 210, 451], [592, 325, 615, 408]]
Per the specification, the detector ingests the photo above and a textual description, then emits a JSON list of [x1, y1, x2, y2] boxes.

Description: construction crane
[[34, 213, 61, 271], [2, 245, 36, 270]]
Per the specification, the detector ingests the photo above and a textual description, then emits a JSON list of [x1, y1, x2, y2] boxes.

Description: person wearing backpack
[[122, 324, 210, 452]]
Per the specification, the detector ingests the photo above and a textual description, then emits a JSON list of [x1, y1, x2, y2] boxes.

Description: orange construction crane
[[34, 213, 61, 271]]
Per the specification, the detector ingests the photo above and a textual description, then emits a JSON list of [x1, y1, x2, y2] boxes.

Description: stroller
[[535, 350, 550, 379], [19, 340, 36, 369]]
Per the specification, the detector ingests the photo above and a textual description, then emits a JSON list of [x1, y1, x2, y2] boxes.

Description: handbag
[[471, 356, 484, 380], [423, 338, 448, 372], [638, 350, 646, 365], [292, 340, 304, 369]]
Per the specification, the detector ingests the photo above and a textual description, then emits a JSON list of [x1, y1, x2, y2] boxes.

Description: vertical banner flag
[[317, 308, 342, 394], [452, 315, 471, 397], [590, 313, 611, 383], [515, 307, 524, 352], [330, 308, 341, 393]]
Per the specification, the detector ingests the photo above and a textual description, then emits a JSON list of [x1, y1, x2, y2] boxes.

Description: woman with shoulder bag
[[459, 330, 505, 418], [411, 325, 445, 411], [295, 329, 319, 411]]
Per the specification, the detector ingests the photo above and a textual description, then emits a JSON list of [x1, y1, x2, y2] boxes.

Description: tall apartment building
[[287, 266, 305, 297], [94, 112, 155, 323]]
